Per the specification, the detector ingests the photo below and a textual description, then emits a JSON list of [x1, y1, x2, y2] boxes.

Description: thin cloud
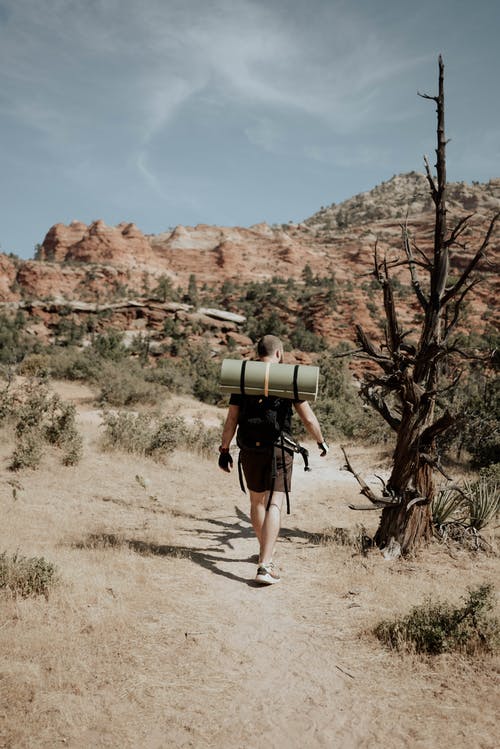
[[0, 0, 429, 145]]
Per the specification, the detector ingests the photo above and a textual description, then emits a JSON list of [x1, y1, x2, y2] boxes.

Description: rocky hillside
[[305, 171, 500, 229], [1, 173, 498, 357]]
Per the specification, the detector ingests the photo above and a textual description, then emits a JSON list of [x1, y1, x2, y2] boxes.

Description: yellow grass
[[0, 384, 498, 748]]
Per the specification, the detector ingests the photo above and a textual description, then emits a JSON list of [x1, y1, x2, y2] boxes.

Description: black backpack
[[236, 395, 310, 514], [236, 395, 291, 450]]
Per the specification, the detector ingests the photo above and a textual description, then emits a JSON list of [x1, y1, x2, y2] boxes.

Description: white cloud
[[0, 0, 429, 144]]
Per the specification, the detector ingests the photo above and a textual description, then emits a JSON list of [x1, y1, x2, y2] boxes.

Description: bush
[[0, 311, 37, 364], [188, 346, 221, 405], [100, 411, 219, 459], [10, 427, 44, 470], [0, 551, 57, 598], [97, 361, 164, 407], [17, 353, 52, 378], [100, 411, 154, 454], [374, 584, 499, 655], [189, 417, 221, 458], [5, 380, 83, 470], [44, 396, 83, 466], [40, 347, 101, 381], [441, 370, 499, 468], [145, 416, 188, 458], [145, 357, 191, 393], [89, 331, 128, 361]]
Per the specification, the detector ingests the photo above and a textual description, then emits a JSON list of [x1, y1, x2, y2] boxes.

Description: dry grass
[[0, 385, 499, 748]]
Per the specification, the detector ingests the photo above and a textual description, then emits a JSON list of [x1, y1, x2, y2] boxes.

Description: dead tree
[[347, 56, 499, 557]]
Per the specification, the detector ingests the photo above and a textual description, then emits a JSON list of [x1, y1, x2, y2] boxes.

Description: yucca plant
[[431, 486, 468, 528], [463, 478, 500, 531]]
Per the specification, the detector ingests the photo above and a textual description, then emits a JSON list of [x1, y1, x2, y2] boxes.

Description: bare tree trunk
[[347, 57, 498, 556]]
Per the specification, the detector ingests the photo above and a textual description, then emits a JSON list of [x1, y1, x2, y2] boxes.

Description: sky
[[1, 0, 499, 259]]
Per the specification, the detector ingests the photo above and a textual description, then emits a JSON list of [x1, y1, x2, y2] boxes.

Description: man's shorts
[[240, 445, 294, 493]]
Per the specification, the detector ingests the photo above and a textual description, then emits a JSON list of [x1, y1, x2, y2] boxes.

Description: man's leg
[[250, 490, 285, 564], [249, 490, 266, 550]]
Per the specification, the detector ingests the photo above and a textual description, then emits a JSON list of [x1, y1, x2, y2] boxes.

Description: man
[[218, 335, 328, 585]]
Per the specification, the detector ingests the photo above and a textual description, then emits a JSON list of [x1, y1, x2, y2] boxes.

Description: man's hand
[[218, 448, 233, 472], [317, 441, 329, 457]]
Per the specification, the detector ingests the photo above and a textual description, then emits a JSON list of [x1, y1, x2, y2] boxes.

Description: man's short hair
[[257, 335, 283, 358]]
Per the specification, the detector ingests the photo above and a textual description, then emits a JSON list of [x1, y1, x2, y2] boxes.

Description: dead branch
[[443, 279, 480, 340], [355, 325, 393, 373], [341, 446, 401, 508], [442, 211, 499, 305], [329, 347, 365, 359], [423, 154, 438, 197], [444, 214, 473, 248], [360, 387, 401, 431], [348, 503, 381, 511], [402, 224, 428, 309], [419, 453, 453, 481]]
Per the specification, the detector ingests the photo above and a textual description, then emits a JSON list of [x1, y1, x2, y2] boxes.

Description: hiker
[[218, 335, 328, 585]]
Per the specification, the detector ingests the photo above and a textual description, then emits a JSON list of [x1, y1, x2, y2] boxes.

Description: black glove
[[317, 441, 329, 457], [218, 448, 233, 472]]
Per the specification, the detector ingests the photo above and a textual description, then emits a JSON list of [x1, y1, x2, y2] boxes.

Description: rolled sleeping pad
[[220, 359, 319, 402]]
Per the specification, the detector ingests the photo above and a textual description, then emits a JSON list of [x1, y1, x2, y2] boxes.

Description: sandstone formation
[[38, 219, 161, 270], [1, 173, 498, 355]]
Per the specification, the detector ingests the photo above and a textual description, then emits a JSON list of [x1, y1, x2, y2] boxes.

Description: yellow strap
[[263, 362, 270, 397]]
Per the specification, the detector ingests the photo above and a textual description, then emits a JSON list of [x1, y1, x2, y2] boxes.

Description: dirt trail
[[1, 387, 498, 748]]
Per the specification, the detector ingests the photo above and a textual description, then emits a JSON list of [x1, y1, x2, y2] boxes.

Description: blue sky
[[1, 0, 498, 259]]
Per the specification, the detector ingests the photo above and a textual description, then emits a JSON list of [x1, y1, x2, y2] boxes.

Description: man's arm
[[220, 404, 239, 450], [294, 401, 328, 456]]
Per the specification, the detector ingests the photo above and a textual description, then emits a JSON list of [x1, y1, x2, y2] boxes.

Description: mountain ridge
[[1, 172, 498, 356]]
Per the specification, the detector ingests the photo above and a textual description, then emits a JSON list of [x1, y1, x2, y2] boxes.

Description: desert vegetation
[[0, 54, 498, 749], [0, 401, 498, 746]]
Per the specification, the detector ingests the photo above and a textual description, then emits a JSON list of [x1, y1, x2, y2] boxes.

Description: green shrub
[[0, 551, 57, 598], [374, 584, 499, 655], [0, 379, 14, 425], [17, 353, 52, 378], [479, 463, 500, 484], [0, 311, 37, 364], [10, 427, 44, 470], [6, 381, 83, 470], [44, 396, 83, 466], [89, 331, 128, 361], [100, 410, 218, 459], [185, 344, 221, 405], [146, 416, 188, 458], [145, 357, 190, 393], [441, 371, 499, 468], [97, 361, 164, 407], [189, 417, 220, 458], [40, 347, 101, 381], [100, 411, 155, 454]]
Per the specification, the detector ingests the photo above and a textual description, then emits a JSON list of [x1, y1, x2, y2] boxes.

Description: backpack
[[235, 395, 310, 514], [236, 395, 291, 450]]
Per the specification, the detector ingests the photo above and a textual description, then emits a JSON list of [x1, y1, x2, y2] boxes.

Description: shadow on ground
[[73, 506, 371, 583]]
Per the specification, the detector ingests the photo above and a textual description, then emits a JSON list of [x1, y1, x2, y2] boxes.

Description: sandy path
[[1, 388, 498, 748]]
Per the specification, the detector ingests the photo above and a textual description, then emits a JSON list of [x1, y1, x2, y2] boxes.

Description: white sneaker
[[255, 562, 280, 585]]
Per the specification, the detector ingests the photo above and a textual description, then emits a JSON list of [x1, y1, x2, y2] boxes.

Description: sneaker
[[255, 562, 280, 585]]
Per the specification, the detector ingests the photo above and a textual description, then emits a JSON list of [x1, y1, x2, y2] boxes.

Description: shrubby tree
[[346, 57, 499, 556]]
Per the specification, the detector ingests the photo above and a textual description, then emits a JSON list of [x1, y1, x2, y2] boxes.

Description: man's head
[[257, 335, 283, 362]]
